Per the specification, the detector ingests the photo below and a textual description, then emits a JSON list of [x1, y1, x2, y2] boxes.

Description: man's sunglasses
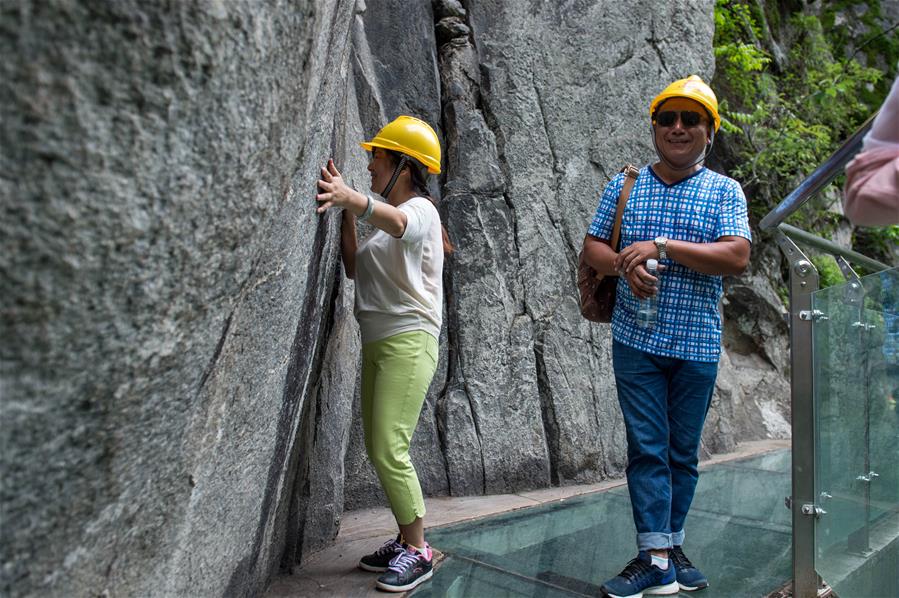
[[655, 110, 705, 128]]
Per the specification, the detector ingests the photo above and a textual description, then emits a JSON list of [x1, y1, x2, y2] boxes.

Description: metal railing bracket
[[801, 504, 827, 518], [799, 310, 828, 322]]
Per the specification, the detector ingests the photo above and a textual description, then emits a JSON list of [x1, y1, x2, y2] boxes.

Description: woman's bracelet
[[358, 194, 375, 221]]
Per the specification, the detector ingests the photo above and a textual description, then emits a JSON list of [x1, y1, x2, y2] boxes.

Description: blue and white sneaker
[[671, 545, 709, 591], [600, 551, 679, 598]]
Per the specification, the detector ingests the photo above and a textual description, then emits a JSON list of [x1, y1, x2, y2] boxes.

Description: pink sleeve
[[843, 147, 899, 226]]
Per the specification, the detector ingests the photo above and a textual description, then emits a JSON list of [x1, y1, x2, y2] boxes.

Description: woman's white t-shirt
[[354, 196, 444, 345]]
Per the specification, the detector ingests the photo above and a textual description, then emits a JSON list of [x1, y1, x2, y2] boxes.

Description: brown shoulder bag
[[577, 164, 639, 323]]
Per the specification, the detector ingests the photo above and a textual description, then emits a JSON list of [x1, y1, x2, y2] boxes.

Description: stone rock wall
[[2, 1, 361, 596], [1, 1, 790, 596]]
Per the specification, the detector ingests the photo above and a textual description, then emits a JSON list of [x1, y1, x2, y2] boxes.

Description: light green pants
[[361, 330, 438, 525]]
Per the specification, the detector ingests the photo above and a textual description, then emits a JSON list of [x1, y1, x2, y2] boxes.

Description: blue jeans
[[612, 340, 718, 551]]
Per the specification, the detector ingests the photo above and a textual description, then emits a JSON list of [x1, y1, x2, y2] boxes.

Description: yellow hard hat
[[360, 115, 442, 174], [649, 75, 720, 132]]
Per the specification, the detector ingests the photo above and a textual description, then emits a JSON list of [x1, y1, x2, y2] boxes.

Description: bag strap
[[609, 164, 639, 251]]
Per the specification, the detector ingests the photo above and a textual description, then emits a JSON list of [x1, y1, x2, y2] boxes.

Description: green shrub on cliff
[[712, 0, 898, 267]]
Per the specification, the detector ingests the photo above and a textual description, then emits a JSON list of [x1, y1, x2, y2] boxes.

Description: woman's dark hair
[[386, 149, 454, 255]]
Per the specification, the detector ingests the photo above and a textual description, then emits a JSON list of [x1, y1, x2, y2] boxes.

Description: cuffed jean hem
[[637, 532, 674, 551], [672, 529, 685, 546]]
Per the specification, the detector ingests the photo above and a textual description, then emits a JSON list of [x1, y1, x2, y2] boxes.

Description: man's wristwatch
[[654, 236, 668, 260]]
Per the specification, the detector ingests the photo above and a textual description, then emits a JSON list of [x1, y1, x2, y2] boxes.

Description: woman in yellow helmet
[[315, 115, 451, 593]]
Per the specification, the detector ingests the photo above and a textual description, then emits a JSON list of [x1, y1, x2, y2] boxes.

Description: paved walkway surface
[[264, 439, 790, 598]]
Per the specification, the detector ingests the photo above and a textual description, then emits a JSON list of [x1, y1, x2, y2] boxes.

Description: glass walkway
[[415, 450, 793, 597]]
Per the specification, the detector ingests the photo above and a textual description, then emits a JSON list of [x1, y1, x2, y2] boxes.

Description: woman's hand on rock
[[316, 159, 360, 214]]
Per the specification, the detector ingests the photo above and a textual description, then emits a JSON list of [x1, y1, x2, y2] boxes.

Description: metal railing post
[[776, 231, 822, 597]]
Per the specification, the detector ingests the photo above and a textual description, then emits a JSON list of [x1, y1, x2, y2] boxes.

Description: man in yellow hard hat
[[582, 76, 751, 597]]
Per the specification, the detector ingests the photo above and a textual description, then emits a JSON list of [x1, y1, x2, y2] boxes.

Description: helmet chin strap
[[651, 126, 715, 172], [380, 155, 409, 200]]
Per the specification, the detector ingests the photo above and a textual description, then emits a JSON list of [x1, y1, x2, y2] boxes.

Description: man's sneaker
[[358, 535, 406, 572], [375, 544, 433, 592], [670, 545, 709, 591], [600, 551, 679, 598]]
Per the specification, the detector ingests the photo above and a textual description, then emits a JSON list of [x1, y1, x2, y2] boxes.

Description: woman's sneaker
[[600, 551, 678, 598], [375, 544, 433, 592], [358, 535, 406, 572], [670, 545, 709, 591]]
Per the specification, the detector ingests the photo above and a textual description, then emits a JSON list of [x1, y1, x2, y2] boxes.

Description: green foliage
[[714, 3, 772, 101], [820, 0, 899, 103], [712, 0, 896, 238], [775, 283, 790, 307], [853, 225, 899, 264], [811, 255, 845, 289]]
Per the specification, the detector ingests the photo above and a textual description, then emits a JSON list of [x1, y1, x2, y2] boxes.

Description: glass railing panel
[[813, 266, 899, 596], [813, 274, 869, 556], [861, 269, 899, 521]]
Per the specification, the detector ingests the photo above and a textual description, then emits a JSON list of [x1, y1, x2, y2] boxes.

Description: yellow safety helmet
[[360, 115, 442, 174], [649, 75, 720, 132]]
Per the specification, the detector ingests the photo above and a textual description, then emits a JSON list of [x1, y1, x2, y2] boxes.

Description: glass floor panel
[[414, 450, 792, 597]]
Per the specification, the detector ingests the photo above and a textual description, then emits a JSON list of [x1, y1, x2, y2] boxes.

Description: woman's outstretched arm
[[316, 159, 408, 237]]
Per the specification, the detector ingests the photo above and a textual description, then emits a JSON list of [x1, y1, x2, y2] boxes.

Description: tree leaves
[[712, 0, 894, 237]]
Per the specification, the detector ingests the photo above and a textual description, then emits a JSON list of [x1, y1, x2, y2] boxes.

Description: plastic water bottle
[[636, 259, 659, 329]]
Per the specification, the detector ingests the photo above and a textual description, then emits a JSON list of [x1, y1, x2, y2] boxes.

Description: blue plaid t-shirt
[[588, 166, 752, 362]]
